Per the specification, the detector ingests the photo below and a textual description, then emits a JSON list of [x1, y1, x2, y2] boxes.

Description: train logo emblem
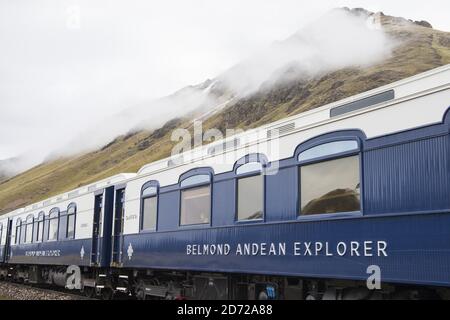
[[80, 246, 85, 259], [127, 243, 134, 260]]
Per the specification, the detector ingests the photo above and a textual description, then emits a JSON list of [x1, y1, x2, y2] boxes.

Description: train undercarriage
[[1, 264, 449, 300]]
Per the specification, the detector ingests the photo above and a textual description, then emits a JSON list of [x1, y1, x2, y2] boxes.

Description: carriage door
[[4, 219, 13, 261], [112, 188, 125, 265], [91, 193, 103, 265]]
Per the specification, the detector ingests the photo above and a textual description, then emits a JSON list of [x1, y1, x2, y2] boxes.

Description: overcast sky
[[1, 0, 449, 162]]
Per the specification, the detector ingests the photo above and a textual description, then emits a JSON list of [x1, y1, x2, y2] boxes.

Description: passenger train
[[1, 65, 450, 300]]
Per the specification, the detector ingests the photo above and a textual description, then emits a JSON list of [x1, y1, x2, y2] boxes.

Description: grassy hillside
[[1, 9, 449, 214]]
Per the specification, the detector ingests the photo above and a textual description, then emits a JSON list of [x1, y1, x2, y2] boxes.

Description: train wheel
[[102, 288, 114, 300], [84, 287, 95, 298], [135, 280, 147, 300]]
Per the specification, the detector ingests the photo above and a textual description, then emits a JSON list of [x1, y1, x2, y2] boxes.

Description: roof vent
[[88, 185, 97, 192], [330, 89, 395, 117], [267, 122, 295, 138]]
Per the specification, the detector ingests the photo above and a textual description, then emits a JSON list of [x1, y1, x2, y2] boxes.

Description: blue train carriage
[[111, 64, 450, 300], [0, 64, 449, 300], [0, 174, 135, 292]]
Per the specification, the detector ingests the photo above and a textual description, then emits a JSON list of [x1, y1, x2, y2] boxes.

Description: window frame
[[34, 212, 45, 243], [24, 214, 34, 244], [46, 207, 60, 242], [15, 218, 22, 245], [178, 168, 213, 227], [233, 154, 267, 224], [295, 135, 364, 220], [58, 210, 68, 240], [66, 203, 77, 239], [140, 181, 159, 232]]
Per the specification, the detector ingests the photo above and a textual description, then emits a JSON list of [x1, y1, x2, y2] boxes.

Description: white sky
[[0, 0, 449, 161]]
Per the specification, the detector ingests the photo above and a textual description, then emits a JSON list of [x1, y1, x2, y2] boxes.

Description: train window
[[299, 155, 360, 215], [180, 185, 211, 225], [20, 219, 27, 244], [47, 208, 59, 241], [179, 172, 212, 226], [34, 212, 44, 242], [235, 161, 264, 221], [67, 203, 76, 239], [142, 196, 157, 230], [297, 140, 358, 162], [58, 211, 68, 240], [140, 182, 158, 231], [33, 216, 38, 242], [237, 175, 264, 221], [25, 215, 34, 243], [15, 219, 22, 244]]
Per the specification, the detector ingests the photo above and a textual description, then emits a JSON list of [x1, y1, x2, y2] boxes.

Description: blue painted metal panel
[[121, 212, 450, 287], [212, 180, 235, 227], [157, 191, 179, 231], [8, 239, 91, 266], [364, 135, 450, 214], [265, 167, 298, 222]]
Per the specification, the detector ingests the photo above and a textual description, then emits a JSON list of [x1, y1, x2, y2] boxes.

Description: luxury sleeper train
[[1, 65, 450, 300]]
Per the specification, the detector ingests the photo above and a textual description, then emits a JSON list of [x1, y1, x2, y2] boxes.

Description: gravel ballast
[[0, 282, 80, 300]]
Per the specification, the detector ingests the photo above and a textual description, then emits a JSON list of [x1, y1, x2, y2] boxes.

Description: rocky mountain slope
[[1, 8, 449, 214]]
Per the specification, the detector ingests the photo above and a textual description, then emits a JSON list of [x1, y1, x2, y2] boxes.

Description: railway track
[[0, 280, 98, 300]]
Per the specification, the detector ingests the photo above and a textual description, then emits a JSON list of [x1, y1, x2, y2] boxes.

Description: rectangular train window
[[47, 208, 59, 241], [300, 155, 360, 215], [48, 219, 58, 241], [142, 196, 157, 230], [67, 204, 76, 239], [20, 221, 26, 244], [67, 214, 75, 238], [180, 186, 211, 225], [25, 215, 33, 243], [35, 212, 44, 242], [58, 212, 67, 240], [15, 219, 21, 244], [141, 184, 158, 231], [26, 223, 33, 243], [237, 174, 264, 221]]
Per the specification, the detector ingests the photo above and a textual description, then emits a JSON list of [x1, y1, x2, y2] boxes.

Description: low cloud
[[0, 5, 398, 176], [219, 9, 396, 96], [52, 80, 230, 157]]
